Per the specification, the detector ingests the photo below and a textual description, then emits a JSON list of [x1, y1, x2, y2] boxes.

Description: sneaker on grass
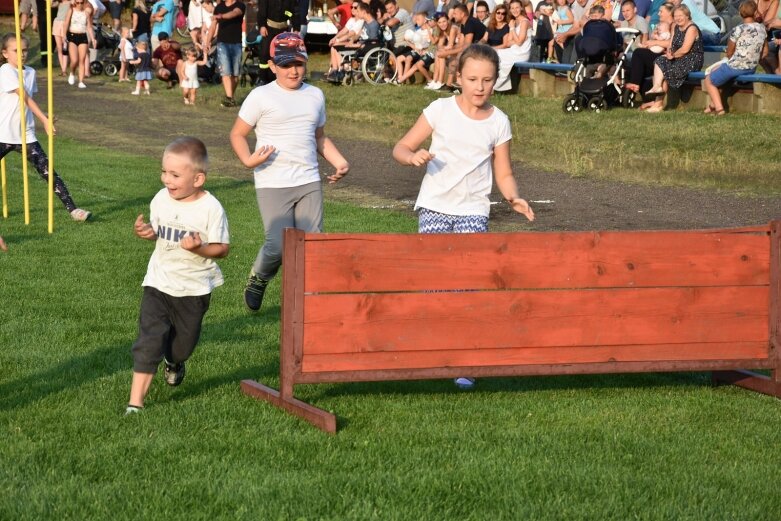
[[454, 377, 475, 389], [164, 359, 186, 386], [125, 405, 143, 415], [70, 208, 92, 221], [244, 273, 269, 312]]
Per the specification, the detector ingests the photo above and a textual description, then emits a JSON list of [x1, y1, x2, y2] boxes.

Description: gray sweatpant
[[253, 181, 324, 280]]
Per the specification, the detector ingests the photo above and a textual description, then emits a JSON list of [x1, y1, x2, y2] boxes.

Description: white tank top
[[70, 9, 88, 33]]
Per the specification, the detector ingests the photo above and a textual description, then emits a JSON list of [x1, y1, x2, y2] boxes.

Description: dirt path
[[52, 76, 781, 231]]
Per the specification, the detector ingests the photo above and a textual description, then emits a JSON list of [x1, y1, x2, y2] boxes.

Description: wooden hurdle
[[241, 222, 781, 433]]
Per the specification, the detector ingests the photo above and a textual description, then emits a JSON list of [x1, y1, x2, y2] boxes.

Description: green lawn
[[1, 139, 780, 520]]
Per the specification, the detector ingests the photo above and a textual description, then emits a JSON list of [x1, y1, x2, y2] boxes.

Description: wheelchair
[[328, 26, 397, 85]]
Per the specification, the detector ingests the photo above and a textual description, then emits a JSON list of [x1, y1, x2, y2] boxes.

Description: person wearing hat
[[228, 32, 350, 314]]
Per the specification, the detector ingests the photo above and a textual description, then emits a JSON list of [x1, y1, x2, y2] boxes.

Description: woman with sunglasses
[[493, 0, 532, 91], [483, 6, 511, 48]]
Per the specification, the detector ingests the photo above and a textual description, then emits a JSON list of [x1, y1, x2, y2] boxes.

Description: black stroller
[[563, 20, 640, 113], [89, 24, 121, 76], [240, 29, 264, 87]]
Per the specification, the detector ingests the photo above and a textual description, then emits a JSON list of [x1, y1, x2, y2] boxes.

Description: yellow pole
[[1, 159, 6, 218], [46, 0, 54, 233], [12, 0, 30, 225]]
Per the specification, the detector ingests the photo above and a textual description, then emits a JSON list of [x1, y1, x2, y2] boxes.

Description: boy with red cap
[[229, 33, 350, 313]]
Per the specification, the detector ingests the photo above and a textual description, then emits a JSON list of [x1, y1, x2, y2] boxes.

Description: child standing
[[118, 26, 134, 82], [127, 137, 229, 414], [229, 32, 349, 313], [393, 44, 535, 389], [0, 34, 90, 221], [130, 40, 153, 95], [550, 0, 573, 61], [180, 47, 207, 105]]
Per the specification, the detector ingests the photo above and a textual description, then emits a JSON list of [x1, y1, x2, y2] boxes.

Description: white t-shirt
[[142, 189, 230, 297], [417, 96, 512, 217], [0, 63, 38, 145], [238, 81, 326, 189]]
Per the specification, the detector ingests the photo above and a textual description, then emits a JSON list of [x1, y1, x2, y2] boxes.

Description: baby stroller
[[240, 29, 264, 87], [562, 22, 640, 113], [89, 24, 121, 76]]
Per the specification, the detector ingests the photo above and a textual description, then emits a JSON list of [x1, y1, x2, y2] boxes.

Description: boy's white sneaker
[[425, 81, 442, 90], [67, 73, 75, 85], [70, 208, 92, 222]]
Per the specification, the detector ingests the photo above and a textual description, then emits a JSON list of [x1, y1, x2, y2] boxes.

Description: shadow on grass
[[305, 371, 715, 401], [0, 343, 126, 412]]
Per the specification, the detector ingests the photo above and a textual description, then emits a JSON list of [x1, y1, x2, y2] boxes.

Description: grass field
[[2, 138, 781, 520]]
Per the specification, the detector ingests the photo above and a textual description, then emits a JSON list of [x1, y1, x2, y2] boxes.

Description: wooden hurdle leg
[[241, 380, 337, 433], [713, 221, 781, 398]]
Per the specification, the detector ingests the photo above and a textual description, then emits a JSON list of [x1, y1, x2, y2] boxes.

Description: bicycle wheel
[[361, 47, 396, 85]]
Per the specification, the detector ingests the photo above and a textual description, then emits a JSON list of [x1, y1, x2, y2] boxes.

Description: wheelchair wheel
[[89, 60, 103, 76], [562, 94, 582, 114], [104, 62, 118, 76], [361, 47, 396, 85]]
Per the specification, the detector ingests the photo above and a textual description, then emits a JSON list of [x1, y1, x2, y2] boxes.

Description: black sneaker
[[244, 273, 269, 312], [163, 359, 186, 386], [220, 97, 237, 107]]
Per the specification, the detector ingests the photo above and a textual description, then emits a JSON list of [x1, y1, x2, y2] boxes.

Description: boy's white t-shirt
[[417, 96, 512, 217], [143, 189, 230, 297], [238, 81, 326, 189], [0, 63, 38, 145]]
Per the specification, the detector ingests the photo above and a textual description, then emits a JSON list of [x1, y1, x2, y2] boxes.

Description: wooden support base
[[712, 370, 781, 398], [240, 380, 337, 433]]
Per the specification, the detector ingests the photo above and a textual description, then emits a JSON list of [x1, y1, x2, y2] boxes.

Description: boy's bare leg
[[128, 372, 154, 408]]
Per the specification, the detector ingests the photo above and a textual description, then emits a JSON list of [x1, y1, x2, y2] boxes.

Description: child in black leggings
[[0, 33, 90, 221]]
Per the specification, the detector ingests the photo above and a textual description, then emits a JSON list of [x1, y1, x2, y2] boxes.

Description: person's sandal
[[703, 104, 716, 114]]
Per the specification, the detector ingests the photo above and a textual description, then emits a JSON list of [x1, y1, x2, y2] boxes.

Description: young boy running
[[126, 137, 230, 414], [229, 32, 349, 313]]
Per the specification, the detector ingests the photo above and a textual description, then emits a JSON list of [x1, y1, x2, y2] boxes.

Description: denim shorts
[[216, 42, 242, 77], [708, 62, 753, 87]]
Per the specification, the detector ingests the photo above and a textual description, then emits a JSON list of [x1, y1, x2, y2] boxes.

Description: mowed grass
[[1, 139, 781, 520]]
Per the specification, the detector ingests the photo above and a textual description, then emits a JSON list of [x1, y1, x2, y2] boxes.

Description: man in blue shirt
[[151, 0, 176, 51]]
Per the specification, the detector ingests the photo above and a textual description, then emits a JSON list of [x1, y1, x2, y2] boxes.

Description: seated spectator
[[475, 1, 491, 26], [758, 1, 781, 72], [551, 0, 575, 60], [384, 0, 414, 52], [152, 32, 183, 88], [327, 2, 365, 78], [396, 11, 433, 83], [626, 1, 673, 93], [554, 0, 595, 63], [670, 0, 722, 46], [576, 5, 618, 61], [704, 0, 767, 114], [425, 12, 459, 89], [484, 4, 511, 48], [644, 4, 704, 112], [617, 0, 649, 53], [494, 0, 533, 91], [328, 0, 353, 29], [436, 3, 487, 88], [534, 2, 556, 61]]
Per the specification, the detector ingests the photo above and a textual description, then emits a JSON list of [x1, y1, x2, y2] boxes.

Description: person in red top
[[327, 0, 353, 29], [152, 32, 183, 87]]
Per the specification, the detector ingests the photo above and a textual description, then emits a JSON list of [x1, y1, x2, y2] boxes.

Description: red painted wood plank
[[300, 342, 771, 373], [301, 286, 769, 354], [302, 228, 771, 293]]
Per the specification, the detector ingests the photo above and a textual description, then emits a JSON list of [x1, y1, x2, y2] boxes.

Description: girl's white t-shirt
[[0, 63, 37, 145], [143, 189, 230, 297], [417, 96, 512, 217], [238, 81, 326, 189]]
